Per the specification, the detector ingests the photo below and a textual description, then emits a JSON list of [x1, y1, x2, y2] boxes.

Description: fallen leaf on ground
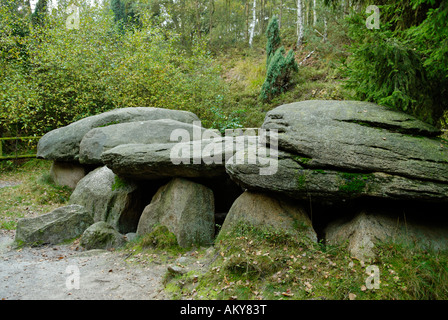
[[282, 289, 294, 297]]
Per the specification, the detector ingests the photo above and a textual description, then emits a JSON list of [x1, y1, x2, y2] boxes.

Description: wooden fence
[[0, 136, 41, 160]]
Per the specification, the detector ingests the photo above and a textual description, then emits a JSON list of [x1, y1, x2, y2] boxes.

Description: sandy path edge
[[0, 232, 168, 300]]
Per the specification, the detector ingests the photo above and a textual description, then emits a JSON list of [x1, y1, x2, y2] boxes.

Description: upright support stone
[[219, 191, 317, 244], [69, 166, 147, 234], [50, 161, 87, 189], [137, 178, 215, 248]]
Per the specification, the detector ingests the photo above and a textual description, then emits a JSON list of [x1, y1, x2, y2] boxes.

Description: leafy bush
[[209, 101, 244, 135], [0, 2, 230, 138]]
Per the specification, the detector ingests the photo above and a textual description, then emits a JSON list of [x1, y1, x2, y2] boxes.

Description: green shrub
[[265, 16, 281, 67], [0, 3, 229, 137], [260, 47, 298, 101], [260, 16, 298, 102], [209, 104, 244, 134], [342, 2, 448, 126]]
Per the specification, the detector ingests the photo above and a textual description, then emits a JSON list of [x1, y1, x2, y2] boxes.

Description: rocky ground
[[0, 230, 168, 300]]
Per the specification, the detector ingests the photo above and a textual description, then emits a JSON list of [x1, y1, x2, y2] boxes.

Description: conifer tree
[[260, 16, 298, 102], [111, 0, 127, 24], [265, 15, 281, 67], [31, 0, 47, 26], [111, 0, 140, 31]]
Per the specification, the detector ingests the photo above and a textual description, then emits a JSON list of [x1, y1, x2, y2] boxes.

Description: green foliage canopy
[[342, 0, 448, 126], [0, 1, 228, 138]]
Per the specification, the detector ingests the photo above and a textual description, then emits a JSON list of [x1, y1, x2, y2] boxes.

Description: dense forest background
[[1, 0, 447, 141]]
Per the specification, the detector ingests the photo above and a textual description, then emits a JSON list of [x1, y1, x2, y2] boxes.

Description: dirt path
[[0, 232, 169, 300]]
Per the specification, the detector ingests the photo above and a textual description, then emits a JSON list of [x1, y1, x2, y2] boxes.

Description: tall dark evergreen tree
[[111, 0, 141, 31], [339, 0, 448, 126], [111, 0, 127, 28], [265, 15, 281, 67], [31, 0, 48, 26], [260, 15, 298, 102]]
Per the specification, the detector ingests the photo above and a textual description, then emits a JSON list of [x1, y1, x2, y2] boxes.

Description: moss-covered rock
[[219, 191, 317, 244], [137, 178, 215, 248], [226, 100, 448, 202], [80, 221, 126, 250], [15, 205, 93, 247]]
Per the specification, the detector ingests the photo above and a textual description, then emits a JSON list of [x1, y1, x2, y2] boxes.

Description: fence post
[[0, 136, 41, 160]]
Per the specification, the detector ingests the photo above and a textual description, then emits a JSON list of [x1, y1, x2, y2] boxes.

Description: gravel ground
[[0, 231, 168, 300], [0, 179, 167, 300]]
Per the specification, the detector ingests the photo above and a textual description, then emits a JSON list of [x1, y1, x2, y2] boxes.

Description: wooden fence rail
[[0, 136, 41, 160]]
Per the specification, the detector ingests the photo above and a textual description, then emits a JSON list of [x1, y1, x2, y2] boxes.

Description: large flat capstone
[[226, 100, 448, 202]]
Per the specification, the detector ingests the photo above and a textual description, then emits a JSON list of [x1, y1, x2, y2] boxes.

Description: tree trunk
[[249, 0, 257, 47], [195, 0, 201, 37], [227, 0, 231, 34], [261, 0, 266, 33], [323, 17, 327, 43], [313, 0, 317, 26], [245, 0, 250, 41], [209, 0, 214, 41], [304, 0, 308, 26], [297, 0, 303, 47], [279, 0, 283, 29]]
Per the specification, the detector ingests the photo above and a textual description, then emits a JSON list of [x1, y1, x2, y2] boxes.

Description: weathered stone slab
[[225, 100, 448, 202], [102, 136, 260, 180], [262, 100, 447, 183], [37, 107, 199, 162], [78, 119, 206, 165], [15, 205, 93, 246]]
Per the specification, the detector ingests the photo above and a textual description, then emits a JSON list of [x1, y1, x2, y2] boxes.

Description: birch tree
[[296, 0, 303, 47], [248, 0, 256, 47]]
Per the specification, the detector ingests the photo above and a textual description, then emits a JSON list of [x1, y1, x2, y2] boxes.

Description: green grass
[[214, 44, 352, 130], [0, 159, 71, 230], [160, 223, 448, 300], [3, 160, 447, 300], [338, 172, 374, 195], [123, 225, 191, 265]]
